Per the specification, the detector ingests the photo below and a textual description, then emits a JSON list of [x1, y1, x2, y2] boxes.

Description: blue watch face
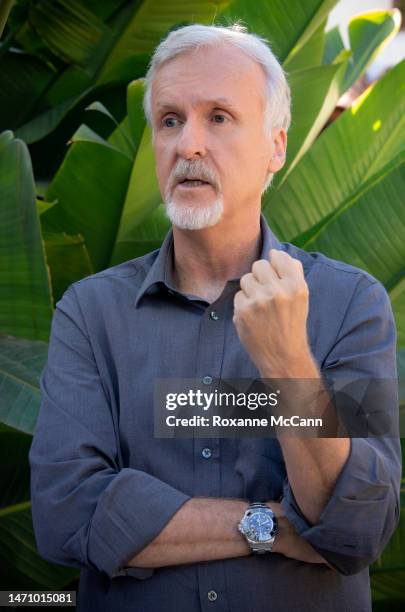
[[247, 510, 276, 542]]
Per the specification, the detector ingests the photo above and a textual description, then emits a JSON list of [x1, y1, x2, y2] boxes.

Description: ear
[[268, 128, 287, 173]]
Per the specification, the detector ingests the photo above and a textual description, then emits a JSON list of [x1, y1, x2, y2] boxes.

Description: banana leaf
[[0, 336, 78, 590], [219, 0, 338, 65], [302, 154, 405, 341], [0, 132, 53, 341], [285, 19, 326, 72], [323, 25, 345, 65], [0, 334, 47, 434], [0, 498, 78, 589], [42, 232, 93, 304], [44, 138, 132, 271], [340, 9, 401, 95], [263, 59, 405, 242]]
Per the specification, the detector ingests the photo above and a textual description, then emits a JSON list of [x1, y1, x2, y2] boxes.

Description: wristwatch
[[238, 502, 278, 554]]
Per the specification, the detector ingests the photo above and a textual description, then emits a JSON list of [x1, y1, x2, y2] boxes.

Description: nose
[[176, 118, 207, 159]]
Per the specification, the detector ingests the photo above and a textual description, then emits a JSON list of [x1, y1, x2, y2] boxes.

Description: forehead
[[151, 43, 267, 113]]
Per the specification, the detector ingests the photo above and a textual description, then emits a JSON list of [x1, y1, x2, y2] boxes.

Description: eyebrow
[[155, 97, 238, 114]]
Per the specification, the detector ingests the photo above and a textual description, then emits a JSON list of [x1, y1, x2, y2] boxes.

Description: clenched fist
[[233, 249, 315, 378]]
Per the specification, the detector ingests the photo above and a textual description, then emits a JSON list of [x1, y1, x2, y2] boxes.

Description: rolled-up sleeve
[[29, 286, 190, 580], [280, 275, 401, 575]]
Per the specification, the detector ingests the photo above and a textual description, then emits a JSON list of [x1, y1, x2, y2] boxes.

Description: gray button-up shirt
[[29, 213, 401, 612]]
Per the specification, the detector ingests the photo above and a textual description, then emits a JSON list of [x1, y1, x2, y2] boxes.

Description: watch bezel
[[239, 504, 278, 546]]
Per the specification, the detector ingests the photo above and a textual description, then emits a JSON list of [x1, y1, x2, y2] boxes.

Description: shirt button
[[201, 447, 212, 459], [202, 375, 212, 385], [210, 310, 219, 320], [207, 590, 218, 602]]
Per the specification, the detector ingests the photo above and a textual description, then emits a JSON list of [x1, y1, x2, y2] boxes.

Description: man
[[29, 24, 401, 612]]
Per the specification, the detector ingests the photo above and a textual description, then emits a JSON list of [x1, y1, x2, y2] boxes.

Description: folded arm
[[128, 498, 329, 569], [280, 278, 401, 575]]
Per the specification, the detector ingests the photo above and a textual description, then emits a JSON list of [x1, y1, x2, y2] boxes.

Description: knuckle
[[240, 272, 253, 286], [252, 259, 267, 273], [292, 282, 308, 299], [274, 288, 288, 303], [254, 295, 268, 309], [234, 293, 249, 312]]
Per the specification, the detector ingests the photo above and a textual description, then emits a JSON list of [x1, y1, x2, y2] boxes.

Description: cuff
[[63, 468, 190, 580], [110, 566, 155, 580], [280, 438, 397, 573]]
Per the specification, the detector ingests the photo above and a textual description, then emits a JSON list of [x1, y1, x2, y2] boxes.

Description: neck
[[171, 210, 262, 303]]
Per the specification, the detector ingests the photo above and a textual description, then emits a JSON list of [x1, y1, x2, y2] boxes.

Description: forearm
[[128, 498, 330, 569], [260, 351, 350, 525], [279, 437, 350, 525], [128, 497, 249, 568]]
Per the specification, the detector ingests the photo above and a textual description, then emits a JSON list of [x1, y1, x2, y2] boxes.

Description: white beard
[[164, 196, 224, 230]]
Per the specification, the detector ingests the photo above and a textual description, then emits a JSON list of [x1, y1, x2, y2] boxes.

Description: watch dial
[[248, 511, 275, 542]]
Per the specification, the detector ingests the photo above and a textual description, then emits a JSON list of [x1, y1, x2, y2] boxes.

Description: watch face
[[246, 510, 276, 542]]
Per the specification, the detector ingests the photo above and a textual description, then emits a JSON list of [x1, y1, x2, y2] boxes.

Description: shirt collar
[[134, 212, 283, 308]]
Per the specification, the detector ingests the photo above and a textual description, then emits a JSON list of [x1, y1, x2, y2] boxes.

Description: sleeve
[[280, 276, 402, 576], [29, 285, 191, 580]]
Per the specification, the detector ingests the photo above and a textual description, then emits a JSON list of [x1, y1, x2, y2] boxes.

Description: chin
[[164, 198, 224, 230]]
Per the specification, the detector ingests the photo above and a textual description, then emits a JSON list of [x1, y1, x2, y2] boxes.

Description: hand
[[233, 249, 312, 378]]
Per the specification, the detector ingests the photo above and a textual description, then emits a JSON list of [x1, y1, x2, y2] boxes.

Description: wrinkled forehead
[[150, 43, 268, 113]]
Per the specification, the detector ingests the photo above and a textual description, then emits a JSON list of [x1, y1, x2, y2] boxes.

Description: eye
[[212, 114, 227, 124], [162, 116, 179, 128]]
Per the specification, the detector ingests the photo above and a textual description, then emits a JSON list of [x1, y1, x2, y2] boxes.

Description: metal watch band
[[252, 541, 275, 554]]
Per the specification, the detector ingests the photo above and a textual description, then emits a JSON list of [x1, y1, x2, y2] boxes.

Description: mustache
[[166, 159, 221, 197]]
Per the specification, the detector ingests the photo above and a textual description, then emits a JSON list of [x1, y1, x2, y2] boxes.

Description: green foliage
[[0, 0, 404, 602], [0, 131, 53, 342]]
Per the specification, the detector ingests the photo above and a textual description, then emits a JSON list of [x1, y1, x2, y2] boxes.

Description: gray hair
[[143, 23, 291, 132], [143, 23, 291, 191]]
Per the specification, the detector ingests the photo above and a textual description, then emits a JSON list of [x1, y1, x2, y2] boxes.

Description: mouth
[[176, 178, 212, 188]]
